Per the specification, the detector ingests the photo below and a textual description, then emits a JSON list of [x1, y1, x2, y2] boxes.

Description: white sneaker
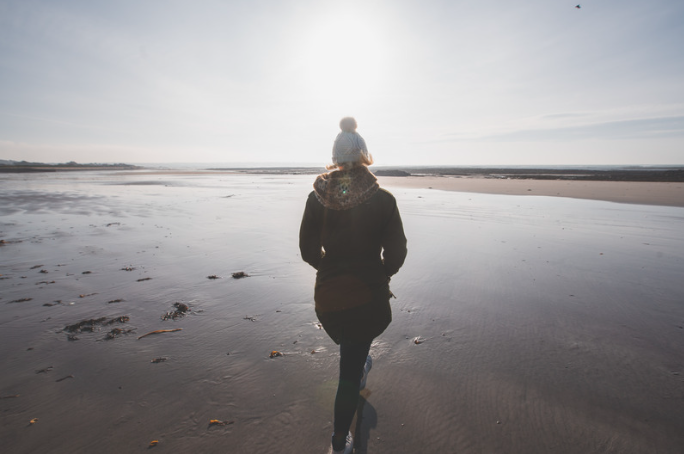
[[331, 431, 353, 454], [359, 355, 372, 390]]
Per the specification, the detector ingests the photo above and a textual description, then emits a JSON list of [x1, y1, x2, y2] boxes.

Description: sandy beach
[[1, 170, 683, 453], [377, 175, 684, 208]]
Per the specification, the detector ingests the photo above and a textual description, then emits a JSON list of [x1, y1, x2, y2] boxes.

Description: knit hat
[[332, 117, 370, 165]]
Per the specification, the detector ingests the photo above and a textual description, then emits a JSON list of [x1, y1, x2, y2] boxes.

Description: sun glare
[[298, 12, 387, 110]]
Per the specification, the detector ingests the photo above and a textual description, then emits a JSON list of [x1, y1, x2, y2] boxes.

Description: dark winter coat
[[299, 166, 407, 344]]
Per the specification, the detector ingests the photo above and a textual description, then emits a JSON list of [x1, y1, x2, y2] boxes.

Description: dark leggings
[[333, 341, 372, 438]]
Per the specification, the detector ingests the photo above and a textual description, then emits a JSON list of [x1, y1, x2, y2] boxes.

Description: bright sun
[[298, 12, 388, 110]]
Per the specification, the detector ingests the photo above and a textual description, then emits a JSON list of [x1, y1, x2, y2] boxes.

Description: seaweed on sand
[[162, 302, 190, 321], [63, 316, 130, 334], [137, 329, 182, 340], [104, 328, 135, 340]]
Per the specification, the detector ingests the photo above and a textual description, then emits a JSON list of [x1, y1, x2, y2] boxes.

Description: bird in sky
[[576, 4, 581, 8]]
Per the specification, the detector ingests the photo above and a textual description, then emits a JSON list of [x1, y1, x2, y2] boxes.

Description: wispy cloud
[[480, 116, 684, 142], [433, 116, 684, 143], [541, 113, 591, 120]]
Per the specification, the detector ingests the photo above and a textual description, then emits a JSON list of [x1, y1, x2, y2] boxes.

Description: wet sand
[[1, 171, 683, 453]]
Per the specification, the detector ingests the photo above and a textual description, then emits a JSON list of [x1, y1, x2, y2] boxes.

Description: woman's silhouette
[[300, 117, 407, 453]]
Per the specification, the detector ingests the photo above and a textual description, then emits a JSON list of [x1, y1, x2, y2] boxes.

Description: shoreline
[[0, 165, 140, 173], [112, 169, 684, 208], [58, 168, 684, 207], [7, 165, 677, 207], [126, 166, 684, 208], [378, 175, 684, 208]]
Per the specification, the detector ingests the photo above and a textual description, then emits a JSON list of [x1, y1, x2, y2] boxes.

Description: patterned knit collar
[[313, 166, 380, 211]]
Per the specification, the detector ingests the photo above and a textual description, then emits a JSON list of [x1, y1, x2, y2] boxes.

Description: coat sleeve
[[299, 193, 323, 270], [381, 196, 407, 277]]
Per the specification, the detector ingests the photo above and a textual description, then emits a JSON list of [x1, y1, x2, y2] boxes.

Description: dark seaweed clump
[[162, 303, 190, 321], [64, 316, 130, 333], [104, 327, 135, 340]]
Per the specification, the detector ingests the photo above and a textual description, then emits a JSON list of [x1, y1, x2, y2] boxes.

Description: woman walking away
[[299, 117, 408, 454]]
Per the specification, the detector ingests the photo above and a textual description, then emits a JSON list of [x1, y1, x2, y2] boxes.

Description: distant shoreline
[[0, 164, 141, 173], [209, 166, 684, 182], [3, 163, 683, 183]]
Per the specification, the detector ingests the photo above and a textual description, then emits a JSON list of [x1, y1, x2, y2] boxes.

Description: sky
[[1, 0, 683, 166]]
